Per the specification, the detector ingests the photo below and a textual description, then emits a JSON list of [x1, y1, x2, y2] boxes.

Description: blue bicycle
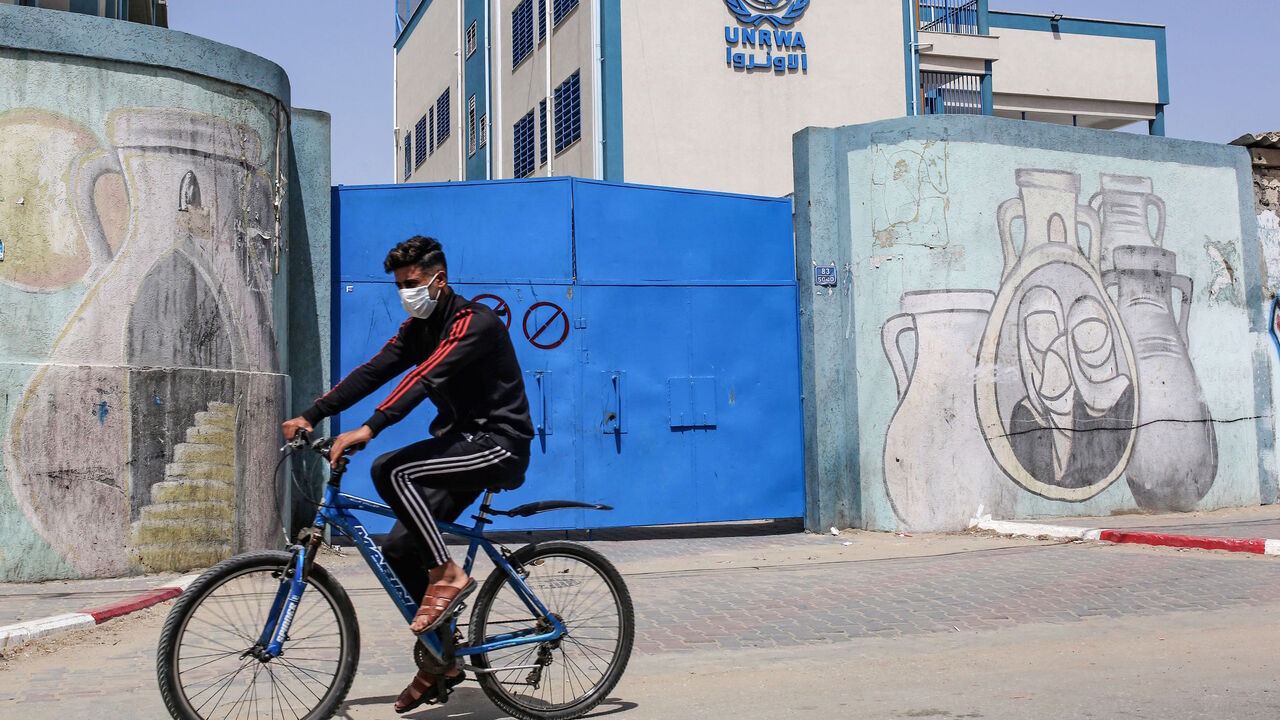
[[156, 431, 634, 720]]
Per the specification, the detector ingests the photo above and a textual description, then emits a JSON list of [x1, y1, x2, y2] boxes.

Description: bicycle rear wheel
[[469, 541, 634, 720], [156, 550, 360, 720]]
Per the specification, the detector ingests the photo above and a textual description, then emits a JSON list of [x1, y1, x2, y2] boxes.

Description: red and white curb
[[972, 517, 1280, 556], [0, 573, 200, 651]]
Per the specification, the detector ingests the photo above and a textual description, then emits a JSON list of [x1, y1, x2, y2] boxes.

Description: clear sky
[[167, 1, 1278, 186]]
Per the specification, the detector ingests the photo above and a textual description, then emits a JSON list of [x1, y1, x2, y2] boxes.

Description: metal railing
[[920, 71, 982, 115], [918, 0, 980, 35]]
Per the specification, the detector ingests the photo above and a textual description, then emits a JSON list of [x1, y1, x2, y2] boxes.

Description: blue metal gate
[[331, 178, 803, 532]]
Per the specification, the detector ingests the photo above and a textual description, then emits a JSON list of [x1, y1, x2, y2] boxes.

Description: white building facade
[[393, 0, 1167, 196]]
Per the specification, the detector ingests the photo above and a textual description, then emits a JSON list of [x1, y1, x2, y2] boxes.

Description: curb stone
[[0, 573, 201, 651], [972, 517, 1280, 556]]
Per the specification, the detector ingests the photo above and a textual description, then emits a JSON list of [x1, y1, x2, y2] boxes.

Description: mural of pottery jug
[[976, 169, 1138, 502], [882, 290, 1015, 531], [1105, 245, 1217, 511], [1089, 173, 1166, 271], [5, 108, 286, 576]]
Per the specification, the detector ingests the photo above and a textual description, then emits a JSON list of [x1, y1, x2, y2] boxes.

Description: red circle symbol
[[473, 293, 511, 329], [522, 301, 570, 350]]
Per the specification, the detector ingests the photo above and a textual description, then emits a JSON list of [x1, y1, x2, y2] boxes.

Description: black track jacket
[[301, 291, 534, 454]]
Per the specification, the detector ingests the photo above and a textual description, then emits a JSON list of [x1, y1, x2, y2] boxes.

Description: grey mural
[[882, 168, 1218, 529]]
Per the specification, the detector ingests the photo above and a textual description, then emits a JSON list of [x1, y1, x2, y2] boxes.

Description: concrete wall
[[0, 5, 323, 580], [286, 109, 333, 530], [620, 0, 905, 197], [993, 28, 1158, 104], [796, 115, 1272, 532]]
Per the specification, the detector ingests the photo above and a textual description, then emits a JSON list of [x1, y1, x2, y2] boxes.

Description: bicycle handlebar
[[284, 428, 329, 454]]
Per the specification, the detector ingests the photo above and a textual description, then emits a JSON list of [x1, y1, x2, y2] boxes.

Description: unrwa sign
[[724, 0, 810, 74]]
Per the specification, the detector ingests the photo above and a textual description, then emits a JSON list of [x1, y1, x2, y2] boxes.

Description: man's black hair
[[384, 235, 448, 274]]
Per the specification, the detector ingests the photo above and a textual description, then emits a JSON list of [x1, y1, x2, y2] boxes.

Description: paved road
[[2, 532, 1278, 719]]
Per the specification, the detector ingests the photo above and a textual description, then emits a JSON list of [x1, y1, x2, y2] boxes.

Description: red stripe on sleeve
[[316, 320, 411, 403], [375, 311, 473, 411]]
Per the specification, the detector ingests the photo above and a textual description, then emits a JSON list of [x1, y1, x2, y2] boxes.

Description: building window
[[554, 69, 582, 153], [513, 110, 537, 178], [436, 88, 451, 146], [466, 21, 477, 58], [539, 99, 548, 166], [553, 0, 578, 25], [404, 134, 412, 180], [414, 115, 428, 168], [468, 95, 478, 158], [429, 111, 436, 155], [538, 0, 546, 40], [479, 113, 488, 149], [512, 0, 534, 69]]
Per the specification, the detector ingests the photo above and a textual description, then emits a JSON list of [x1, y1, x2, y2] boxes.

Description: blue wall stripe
[[900, 0, 915, 115], [600, 0, 623, 181], [464, 0, 488, 180]]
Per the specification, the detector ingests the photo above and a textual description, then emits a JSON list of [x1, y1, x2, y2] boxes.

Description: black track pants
[[371, 432, 527, 581]]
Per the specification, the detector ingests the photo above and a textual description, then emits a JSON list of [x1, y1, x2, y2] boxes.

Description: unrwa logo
[[724, 0, 810, 28]]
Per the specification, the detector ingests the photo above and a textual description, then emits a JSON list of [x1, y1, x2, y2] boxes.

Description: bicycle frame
[[257, 483, 567, 665]]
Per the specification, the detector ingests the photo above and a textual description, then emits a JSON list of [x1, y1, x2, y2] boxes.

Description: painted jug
[[882, 290, 1015, 531], [6, 109, 286, 575], [1105, 245, 1217, 510], [1089, 173, 1166, 272], [977, 169, 1138, 502]]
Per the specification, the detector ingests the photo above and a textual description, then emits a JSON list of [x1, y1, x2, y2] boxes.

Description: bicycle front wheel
[[469, 541, 634, 720], [156, 550, 360, 720]]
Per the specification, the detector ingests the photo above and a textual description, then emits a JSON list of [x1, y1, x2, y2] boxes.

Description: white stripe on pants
[[388, 447, 514, 565]]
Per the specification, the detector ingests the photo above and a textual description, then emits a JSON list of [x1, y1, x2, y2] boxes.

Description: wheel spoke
[[160, 555, 353, 720], [472, 547, 632, 714]]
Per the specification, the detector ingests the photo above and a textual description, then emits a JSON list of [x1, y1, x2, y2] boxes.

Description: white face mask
[[399, 272, 443, 319]]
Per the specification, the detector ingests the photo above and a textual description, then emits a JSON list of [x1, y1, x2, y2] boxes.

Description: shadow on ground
[[338, 689, 638, 718]]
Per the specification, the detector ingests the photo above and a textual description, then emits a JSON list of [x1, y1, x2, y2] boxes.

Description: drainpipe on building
[[483, 0, 493, 179], [591, 0, 603, 180], [458, 0, 465, 181], [491, 0, 504, 179], [544, 0, 555, 177], [393, 44, 399, 182]]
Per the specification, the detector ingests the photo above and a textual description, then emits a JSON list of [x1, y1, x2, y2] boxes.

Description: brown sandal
[[394, 668, 465, 713], [410, 578, 477, 634]]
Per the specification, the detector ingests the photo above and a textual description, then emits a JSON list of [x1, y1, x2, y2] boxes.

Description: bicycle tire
[[469, 541, 634, 720], [156, 550, 360, 720]]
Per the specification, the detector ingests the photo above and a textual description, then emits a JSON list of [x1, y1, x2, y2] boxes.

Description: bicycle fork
[[252, 530, 321, 661]]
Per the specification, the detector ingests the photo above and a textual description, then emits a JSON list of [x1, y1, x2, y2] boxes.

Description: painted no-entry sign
[[523, 301, 570, 350], [473, 293, 511, 329]]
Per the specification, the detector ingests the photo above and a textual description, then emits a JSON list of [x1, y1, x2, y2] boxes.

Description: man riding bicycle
[[281, 235, 534, 713]]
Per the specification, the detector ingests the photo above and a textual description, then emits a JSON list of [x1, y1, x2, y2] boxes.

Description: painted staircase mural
[[129, 402, 238, 572]]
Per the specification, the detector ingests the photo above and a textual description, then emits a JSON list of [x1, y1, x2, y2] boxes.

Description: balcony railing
[[920, 71, 983, 115], [918, 0, 979, 35]]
